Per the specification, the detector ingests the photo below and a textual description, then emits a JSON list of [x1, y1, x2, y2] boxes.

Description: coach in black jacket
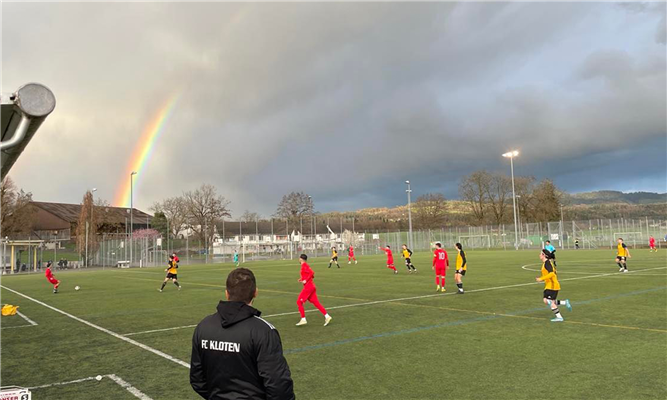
[[190, 268, 295, 400]]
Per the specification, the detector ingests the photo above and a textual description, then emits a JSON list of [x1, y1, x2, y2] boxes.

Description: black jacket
[[190, 301, 295, 400]]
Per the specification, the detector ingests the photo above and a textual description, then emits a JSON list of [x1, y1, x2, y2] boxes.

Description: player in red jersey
[[348, 245, 357, 264], [296, 254, 332, 327], [649, 236, 657, 252], [45, 261, 61, 294], [379, 245, 397, 274], [432, 242, 449, 292], [172, 253, 180, 263]]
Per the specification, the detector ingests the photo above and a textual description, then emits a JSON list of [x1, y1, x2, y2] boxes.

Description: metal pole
[[90, 188, 97, 267], [130, 171, 136, 266], [85, 222, 89, 267], [509, 157, 518, 250], [406, 181, 413, 249]]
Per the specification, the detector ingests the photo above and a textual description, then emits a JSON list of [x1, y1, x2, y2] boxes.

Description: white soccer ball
[[75, 286, 80, 291]]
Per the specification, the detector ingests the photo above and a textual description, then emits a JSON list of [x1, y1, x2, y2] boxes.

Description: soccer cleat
[[551, 317, 564, 322], [324, 315, 332, 326], [566, 299, 572, 311], [441, 287, 446, 293], [436, 285, 441, 292], [348, 261, 351, 264], [394, 270, 398, 274], [296, 318, 308, 326], [457, 289, 464, 294], [178, 285, 182, 290], [619, 267, 624, 272], [158, 289, 163, 292], [355, 261, 358, 264], [623, 269, 628, 273]]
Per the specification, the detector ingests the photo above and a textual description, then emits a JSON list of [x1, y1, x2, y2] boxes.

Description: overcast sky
[[3, 2, 665, 216]]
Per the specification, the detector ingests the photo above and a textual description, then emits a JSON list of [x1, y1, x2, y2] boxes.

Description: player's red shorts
[[47, 278, 59, 285], [435, 266, 447, 275], [298, 284, 317, 303], [387, 259, 394, 265]]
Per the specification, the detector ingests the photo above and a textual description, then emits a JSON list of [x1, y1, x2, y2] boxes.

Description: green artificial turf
[[1, 249, 665, 399]]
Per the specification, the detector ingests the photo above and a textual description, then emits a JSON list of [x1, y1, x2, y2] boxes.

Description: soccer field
[[1, 249, 665, 399]]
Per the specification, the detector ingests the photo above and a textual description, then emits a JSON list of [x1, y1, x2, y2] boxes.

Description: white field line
[[0, 285, 190, 369], [107, 374, 153, 400], [0, 311, 38, 330], [17, 311, 38, 326], [29, 376, 98, 389], [121, 265, 667, 337], [29, 374, 153, 399]]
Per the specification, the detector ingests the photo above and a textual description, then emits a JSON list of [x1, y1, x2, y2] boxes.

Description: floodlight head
[[405, 180, 410, 184], [502, 150, 520, 158], [1, 83, 56, 179], [131, 171, 137, 175], [92, 188, 97, 192]]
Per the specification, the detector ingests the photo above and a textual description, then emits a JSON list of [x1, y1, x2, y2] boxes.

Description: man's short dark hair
[[300, 254, 308, 261], [226, 268, 257, 304]]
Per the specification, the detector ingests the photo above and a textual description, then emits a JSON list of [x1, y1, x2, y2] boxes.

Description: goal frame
[[458, 235, 491, 249], [613, 232, 643, 248]]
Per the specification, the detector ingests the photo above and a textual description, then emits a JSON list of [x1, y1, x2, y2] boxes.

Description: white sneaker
[[623, 269, 628, 273], [348, 262, 351, 264], [324, 315, 332, 326], [296, 318, 307, 326], [619, 267, 624, 272], [355, 261, 358, 264]]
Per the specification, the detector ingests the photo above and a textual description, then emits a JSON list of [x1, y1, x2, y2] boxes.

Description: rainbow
[[113, 94, 180, 207]]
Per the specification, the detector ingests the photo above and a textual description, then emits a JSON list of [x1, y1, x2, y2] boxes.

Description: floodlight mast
[[405, 180, 413, 249], [1, 83, 57, 179], [130, 172, 137, 266], [502, 151, 520, 250]]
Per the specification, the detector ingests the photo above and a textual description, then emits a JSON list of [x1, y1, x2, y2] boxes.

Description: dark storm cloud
[[2, 2, 665, 215]]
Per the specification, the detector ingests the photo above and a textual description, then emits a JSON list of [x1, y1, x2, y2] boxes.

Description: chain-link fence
[[3, 217, 665, 273]]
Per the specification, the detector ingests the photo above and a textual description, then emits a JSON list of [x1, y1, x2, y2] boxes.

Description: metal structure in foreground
[[1, 83, 56, 179]]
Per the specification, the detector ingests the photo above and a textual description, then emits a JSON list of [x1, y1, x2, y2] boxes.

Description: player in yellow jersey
[[328, 247, 341, 269], [615, 238, 631, 272], [401, 244, 417, 273], [536, 249, 571, 322], [454, 243, 467, 294], [159, 255, 181, 292]]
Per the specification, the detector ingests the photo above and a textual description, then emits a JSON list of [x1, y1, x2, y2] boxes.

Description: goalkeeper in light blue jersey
[[544, 240, 557, 266], [233, 250, 240, 267]]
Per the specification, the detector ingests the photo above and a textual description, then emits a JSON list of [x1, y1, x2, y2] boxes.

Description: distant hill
[[566, 191, 667, 205]]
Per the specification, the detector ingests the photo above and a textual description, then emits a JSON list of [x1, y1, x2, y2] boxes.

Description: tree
[[151, 211, 169, 238], [527, 179, 563, 222], [151, 196, 187, 237], [0, 177, 35, 237], [459, 171, 490, 225], [414, 193, 448, 229], [274, 192, 314, 225], [485, 173, 512, 224], [183, 184, 231, 247], [241, 210, 261, 223], [76, 190, 99, 264]]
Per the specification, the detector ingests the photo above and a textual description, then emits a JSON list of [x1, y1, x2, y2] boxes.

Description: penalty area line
[[29, 374, 153, 400], [0, 285, 190, 369]]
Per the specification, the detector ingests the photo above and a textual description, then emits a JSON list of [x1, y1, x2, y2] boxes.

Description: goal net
[[613, 232, 643, 248], [458, 235, 491, 249]]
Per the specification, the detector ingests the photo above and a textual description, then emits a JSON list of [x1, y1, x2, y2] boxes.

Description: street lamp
[[502, 151, 520, 250], [130, 171, 137, 266], [86, 188, 97, 267], [405, 180, 413, 249]]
